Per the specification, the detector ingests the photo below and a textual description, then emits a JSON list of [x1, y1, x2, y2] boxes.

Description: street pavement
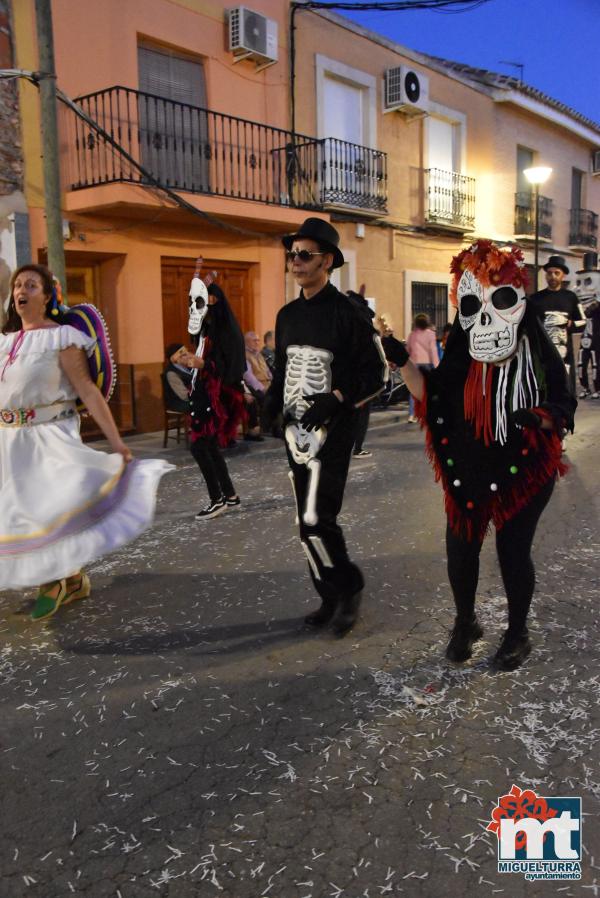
[[1, 404, 599, 898]]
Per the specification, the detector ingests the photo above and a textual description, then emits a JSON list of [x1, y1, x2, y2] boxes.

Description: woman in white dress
[[0, 264, 172, 620]]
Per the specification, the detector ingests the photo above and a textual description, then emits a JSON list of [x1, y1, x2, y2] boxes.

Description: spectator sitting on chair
[[261, 330, 276, 372], [245, 331, 272, 392], [241, 374, 264, 442], [164, 343, 193, 413]]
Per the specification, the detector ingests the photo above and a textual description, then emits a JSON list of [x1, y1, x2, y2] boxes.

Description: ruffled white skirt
[[0, 418, 173, 588]]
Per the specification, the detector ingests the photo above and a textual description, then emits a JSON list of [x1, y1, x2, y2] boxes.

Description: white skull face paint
[[457, 269, 526, 363], [188, 277, 209, 335]]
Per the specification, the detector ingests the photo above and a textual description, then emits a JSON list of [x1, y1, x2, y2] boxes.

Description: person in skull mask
[[396, 240, 576, 670], [183, 264, 246, 520], [263, 218, 387, 637], [529, 255, 585, 395], [574, 252, 600, 399]]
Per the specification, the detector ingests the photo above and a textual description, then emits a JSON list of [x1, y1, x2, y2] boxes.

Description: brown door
[[65, 264, 135, 436], [161, 256, 254, 350]]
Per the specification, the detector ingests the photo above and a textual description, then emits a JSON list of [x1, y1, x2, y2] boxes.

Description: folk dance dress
[[0, 325, 173, 588]]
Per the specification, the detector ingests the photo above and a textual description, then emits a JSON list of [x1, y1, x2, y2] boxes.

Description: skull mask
[[457, 268, 526, 363], [188, 277, 209, 335], [574, 269, 600, 315]]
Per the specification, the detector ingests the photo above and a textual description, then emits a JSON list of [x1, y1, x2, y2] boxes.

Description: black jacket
[[267, 282, 386, 416]]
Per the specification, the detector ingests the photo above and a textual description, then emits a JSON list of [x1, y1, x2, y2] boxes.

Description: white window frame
[[315, 54, 377, 149], [425, 102, 467, 174]]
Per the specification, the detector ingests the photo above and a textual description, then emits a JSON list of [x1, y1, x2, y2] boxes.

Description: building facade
[[11, 0, 321, 432], [294, 7, 600, 336]]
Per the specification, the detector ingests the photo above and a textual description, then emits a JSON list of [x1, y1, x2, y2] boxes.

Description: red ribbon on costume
[[463, 359, 494, 446]]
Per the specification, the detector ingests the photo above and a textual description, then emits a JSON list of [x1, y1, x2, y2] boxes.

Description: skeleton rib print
[[283, 345, 333, 419]]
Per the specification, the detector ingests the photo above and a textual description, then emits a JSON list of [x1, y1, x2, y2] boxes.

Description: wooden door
[[65, 264, 135, 435], [161, 257, 254, 350]]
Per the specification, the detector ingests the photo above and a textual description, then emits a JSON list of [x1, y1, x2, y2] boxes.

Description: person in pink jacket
[[406, 313, 439, 422]]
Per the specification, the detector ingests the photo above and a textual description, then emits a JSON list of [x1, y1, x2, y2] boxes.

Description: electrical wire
[[0, 68, 298, 240]]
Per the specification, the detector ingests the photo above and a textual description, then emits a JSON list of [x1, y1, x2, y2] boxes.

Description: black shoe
[[304, 602, 337, 629], [244, 433, 265, 442], [445, 616, 484, 662], [194, 498, 226, 521], [331, 591, 362, 638], [225, 495, 241, 509], [493, 630, 531, 671]]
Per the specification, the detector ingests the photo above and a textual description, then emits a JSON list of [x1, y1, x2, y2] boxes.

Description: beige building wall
[[295, 9, 600, 334]]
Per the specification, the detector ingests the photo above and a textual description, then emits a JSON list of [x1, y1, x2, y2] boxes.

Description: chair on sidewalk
[[161, 372, 190, 448]]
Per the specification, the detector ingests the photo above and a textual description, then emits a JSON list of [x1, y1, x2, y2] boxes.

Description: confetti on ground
[[1, 415, 598, 896]]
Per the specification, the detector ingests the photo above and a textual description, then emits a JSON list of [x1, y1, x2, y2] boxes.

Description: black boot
[[493, 629, 531, 671], [304, 601, 337, 629], [445, 616, 484, 662], [331, 591, 362, 638]]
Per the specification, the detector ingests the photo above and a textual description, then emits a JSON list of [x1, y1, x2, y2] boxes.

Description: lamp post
[[523, 166, 552, 291]]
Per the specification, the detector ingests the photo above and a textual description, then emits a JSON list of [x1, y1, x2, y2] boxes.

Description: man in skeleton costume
[[574, 252, 600, 399], [529, 255, 585, 395], [184, 261, 246, 520], [398, 241, 576, 671], [264, 218, 387, 637]]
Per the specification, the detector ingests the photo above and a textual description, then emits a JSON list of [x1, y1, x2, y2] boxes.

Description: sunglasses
[[285, 250, 326, 263]]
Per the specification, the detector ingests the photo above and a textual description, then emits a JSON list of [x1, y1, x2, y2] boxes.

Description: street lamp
[[523, 166, 552, 291]]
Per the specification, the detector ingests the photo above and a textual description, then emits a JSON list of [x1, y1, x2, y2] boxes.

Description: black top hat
[[282, 217, 345, 269], [577, 251, 598, 274], [542, 254, 569, 274]]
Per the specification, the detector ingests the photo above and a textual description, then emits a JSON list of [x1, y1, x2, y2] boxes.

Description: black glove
[[382, 335, 409, 367], [300, 392, 342, 432], [511, 408, 541, 429]]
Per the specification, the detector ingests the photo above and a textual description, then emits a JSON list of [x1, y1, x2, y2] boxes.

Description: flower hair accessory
[[50, 277, 66, 317], [450, 239, 528, 307]]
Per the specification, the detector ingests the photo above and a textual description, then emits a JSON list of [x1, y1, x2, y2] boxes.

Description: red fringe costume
[[189, 337, 246, 449]]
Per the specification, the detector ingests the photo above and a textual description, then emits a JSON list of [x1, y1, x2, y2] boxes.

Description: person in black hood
[[183, 266, 247, 520]]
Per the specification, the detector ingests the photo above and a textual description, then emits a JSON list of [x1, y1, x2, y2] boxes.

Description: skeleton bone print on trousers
[[267, 281, 387, 607]]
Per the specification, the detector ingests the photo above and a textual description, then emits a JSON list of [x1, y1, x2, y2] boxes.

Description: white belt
[[0, 400, 78, 427]]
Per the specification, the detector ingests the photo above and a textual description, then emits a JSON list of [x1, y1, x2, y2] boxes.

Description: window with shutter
[[137, 43, 209, 192]]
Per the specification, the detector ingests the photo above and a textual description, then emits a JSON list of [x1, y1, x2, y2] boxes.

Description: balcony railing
[[64, 86, 387, 214], [424, 169, 475, 230], [514, 191, 553, 240], [569, 208, 598, 248]]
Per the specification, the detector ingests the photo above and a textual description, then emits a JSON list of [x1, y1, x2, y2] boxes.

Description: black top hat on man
[[576, 251, 598, 274], [542, 254, 569, 274], [282, 217, 345, 269]]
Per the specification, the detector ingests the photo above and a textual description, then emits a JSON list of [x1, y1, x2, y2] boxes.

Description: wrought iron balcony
[[569, 208, 598, 249], [514, 191, 553, 240], [64, 86, 387, 214], [424, 168, 475, 230]]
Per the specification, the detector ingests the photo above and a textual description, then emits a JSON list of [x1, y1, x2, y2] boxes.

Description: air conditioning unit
[[228, 6, 278, 68], [384, 66, 429, 115], [592, 149, 600, 176]]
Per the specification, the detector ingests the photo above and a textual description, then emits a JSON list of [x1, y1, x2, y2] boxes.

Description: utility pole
[[34, 0, 67, 296]]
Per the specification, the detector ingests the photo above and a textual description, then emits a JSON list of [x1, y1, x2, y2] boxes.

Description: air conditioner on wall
[[592, 149, 600, 176], [384, 66, 430, 115], [228, 6, 278, 68]]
